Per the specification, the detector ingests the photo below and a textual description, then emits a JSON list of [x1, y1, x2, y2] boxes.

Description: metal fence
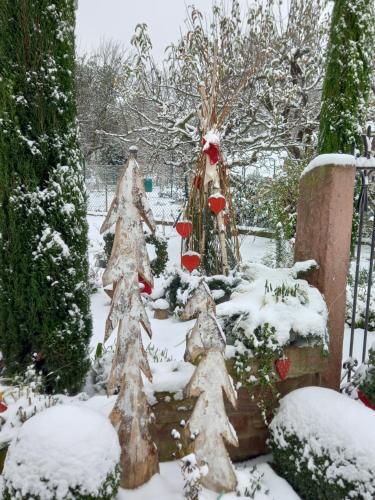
[[84, 163, 184, 221], [344, 127, 375, 383]]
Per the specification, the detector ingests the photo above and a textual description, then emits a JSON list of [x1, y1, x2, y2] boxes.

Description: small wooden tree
[[100, 147, 159, 488], [185, 311, 238, 492]]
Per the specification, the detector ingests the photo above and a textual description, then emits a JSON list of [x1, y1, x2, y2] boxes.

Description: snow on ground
[[117, 458, 300, 500]]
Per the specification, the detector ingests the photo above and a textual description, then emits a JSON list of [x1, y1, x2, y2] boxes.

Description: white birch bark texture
[[100, 157, 159, 488], [180, 279, 216, 321], [185, 314, 238, 492], [184, 310, 225, 363]]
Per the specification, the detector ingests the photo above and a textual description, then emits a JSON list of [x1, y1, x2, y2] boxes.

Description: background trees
[[0, 0, 91, 393], [77, 0, 329, 174]]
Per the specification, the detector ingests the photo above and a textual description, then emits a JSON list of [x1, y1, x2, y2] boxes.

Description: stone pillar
[[294, 155, 356, 390]]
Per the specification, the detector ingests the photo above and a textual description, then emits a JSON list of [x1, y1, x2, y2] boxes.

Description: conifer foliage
[[0, 0, 91, 393], [318, 0, 375, 154]]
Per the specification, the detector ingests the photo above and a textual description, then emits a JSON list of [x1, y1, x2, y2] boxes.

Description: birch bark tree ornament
[[184, 311, 238, 492], [180, 279, 216, 321], [100, 147, 159, 489]]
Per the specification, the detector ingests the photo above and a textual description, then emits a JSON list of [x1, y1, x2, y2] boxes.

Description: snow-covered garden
[[0, 0, 375, 499]]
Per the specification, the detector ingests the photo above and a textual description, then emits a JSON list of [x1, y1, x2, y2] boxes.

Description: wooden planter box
[[151, 345, 327, 462]]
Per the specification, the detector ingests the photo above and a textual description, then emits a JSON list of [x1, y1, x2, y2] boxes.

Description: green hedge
[[3, 466, 120, 500], [269, 387, 375, 500]]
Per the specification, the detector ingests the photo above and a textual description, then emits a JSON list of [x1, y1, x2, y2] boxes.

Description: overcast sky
[[76, 0, 250, 61]]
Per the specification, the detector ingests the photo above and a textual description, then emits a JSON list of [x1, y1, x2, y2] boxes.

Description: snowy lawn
[[117, 458, 300, 500]]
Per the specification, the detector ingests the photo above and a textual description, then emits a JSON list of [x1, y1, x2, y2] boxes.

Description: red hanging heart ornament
[[176, 221, 193, 239], [0, 402, 8, 413], [208, 194, 226, 215], [181, 252, 201, 273], [358, 389, 375, 410], [138, 274, 152, 295], [275, 357, 291, 380], [202, 132, 220, 165]]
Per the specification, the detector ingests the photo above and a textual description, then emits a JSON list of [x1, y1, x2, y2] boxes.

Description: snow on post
[[100, 149, 159, 488], [184, 310, 238, 492]]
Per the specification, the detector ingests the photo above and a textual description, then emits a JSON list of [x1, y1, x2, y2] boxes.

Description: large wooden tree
[[101, 149, 159, 488], [0, 0, 91, 392], [318, 0, 374, 154]]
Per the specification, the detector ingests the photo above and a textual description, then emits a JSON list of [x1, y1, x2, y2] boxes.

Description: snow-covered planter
[[269, 387, 375, 500], [3, 405, 121, 500]]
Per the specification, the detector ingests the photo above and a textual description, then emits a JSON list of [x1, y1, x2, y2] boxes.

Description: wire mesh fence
[[85, 163, 184, 221]]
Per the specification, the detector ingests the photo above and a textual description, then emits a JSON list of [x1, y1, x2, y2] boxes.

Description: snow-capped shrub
[[84, 343, 114, 396], [3, 405, 121, 500], [155, 267, 242, 314], [346, 268, 375, 331], [269, 387, 375, 500], [359, 346, 375, 407], [217, 261, 328, 348]]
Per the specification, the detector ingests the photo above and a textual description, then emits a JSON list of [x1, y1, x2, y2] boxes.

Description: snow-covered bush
[[346, 268, 375, 331], [84, 344, 114, 396], [154, 267, 241, 315], [358, 346, 375, 407], [3, 405, 121, 500], [218, 261, 327, 349], [180, 453, 208, 500], [269, 387, 375, 500]]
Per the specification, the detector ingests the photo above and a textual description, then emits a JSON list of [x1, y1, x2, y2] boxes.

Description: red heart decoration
[[0, 402, 8, 413], [275, 357, 291, 380], [181, 252, 201, 273], [138, 274, 152, 295], [208, 195, 226, 215], [193, 175, 202, 190], [176, 221, 193, 239], [358, 389, 375, 410], [202, 138, 220, 165]]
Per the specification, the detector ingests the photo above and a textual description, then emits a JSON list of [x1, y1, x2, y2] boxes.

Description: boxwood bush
[[269, 387, 375, 500], [3, 405, 121, 500]]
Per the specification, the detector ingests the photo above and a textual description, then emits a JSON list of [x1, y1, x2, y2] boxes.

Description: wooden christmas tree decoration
[[184, 310, 238, 492], [180, 279, 216, 322], [100, 147, 159, 489], [184, 310, 224, 362]]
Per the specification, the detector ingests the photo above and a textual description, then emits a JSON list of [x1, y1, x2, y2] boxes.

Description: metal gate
[[344, 127, 375, 382]]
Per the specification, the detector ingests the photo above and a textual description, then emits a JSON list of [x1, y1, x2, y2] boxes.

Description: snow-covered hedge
[[269, 387, 375, 500], [3, 405, 121, 500]]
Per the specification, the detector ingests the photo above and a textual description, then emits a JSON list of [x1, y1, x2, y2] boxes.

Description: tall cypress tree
[[318, 0, 374, 154], [0, 0, 92, 393]]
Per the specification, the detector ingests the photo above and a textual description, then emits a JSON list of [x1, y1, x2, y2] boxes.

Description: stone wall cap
[[302, 154, 355, 178]]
